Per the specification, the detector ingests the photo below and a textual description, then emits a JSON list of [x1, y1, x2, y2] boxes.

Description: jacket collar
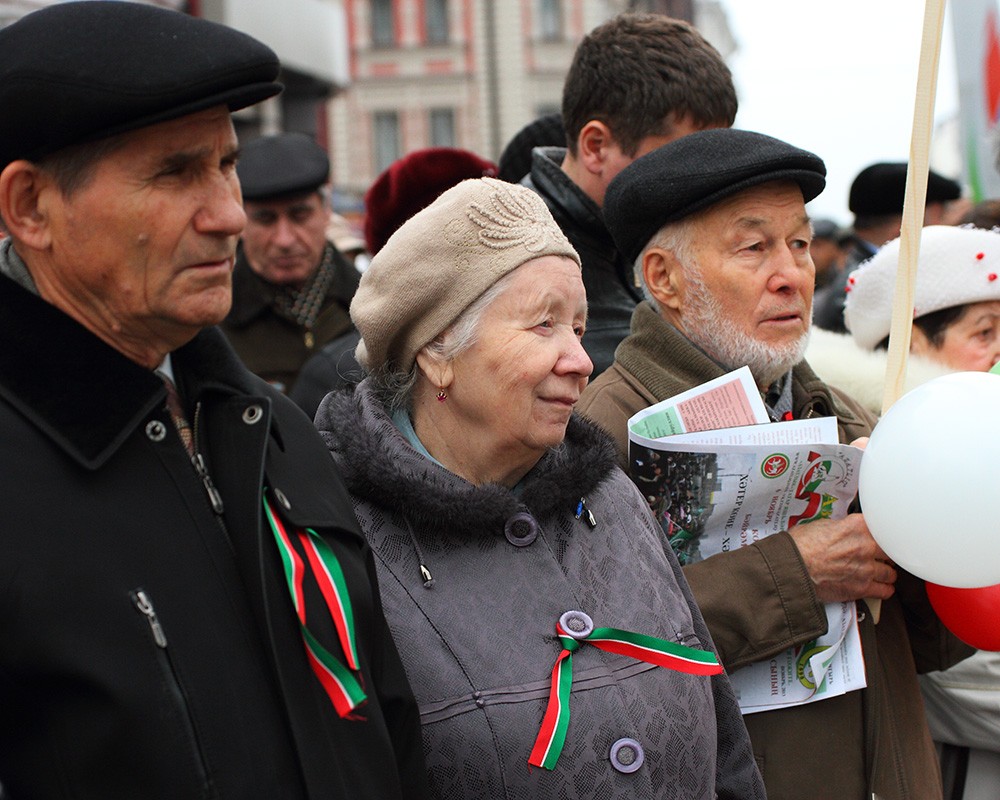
[[616, 302, 726, 401], [225, 242, 360, 328], [527, 147, 608, 237], [617, 301, 863, 424], [318, 380, 619, 540], [0, 273, 255, 469]]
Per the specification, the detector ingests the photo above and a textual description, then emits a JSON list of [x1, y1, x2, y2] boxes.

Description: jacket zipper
[[190, 403, 224, 515], [131, 589, 216, 798]]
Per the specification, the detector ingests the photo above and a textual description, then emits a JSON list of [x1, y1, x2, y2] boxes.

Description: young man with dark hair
[[521, 13, 737, 376]]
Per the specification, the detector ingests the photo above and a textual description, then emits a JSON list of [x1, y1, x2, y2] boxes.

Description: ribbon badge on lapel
[[264, 494, 367, 718], [529, 610, 722, 770]]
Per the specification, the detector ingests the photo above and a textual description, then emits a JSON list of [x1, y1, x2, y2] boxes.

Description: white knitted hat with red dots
[[844, 224, 1000, 349]]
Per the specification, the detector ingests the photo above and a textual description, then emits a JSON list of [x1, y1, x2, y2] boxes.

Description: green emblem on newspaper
[[795, 642, 831, 690]]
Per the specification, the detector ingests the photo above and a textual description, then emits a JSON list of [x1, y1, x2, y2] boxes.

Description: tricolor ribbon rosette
[[264, 494, 367, 718], [529, 610, 722, 770]]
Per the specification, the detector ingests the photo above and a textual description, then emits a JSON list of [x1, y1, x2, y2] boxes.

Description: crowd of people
[[0, 3, 996, 799]]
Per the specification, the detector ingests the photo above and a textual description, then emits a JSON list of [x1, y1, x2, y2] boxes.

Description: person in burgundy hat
[[290, 147, 497, 417]]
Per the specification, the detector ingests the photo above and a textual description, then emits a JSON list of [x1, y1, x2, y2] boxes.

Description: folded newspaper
[[627, 366, 867, 714]]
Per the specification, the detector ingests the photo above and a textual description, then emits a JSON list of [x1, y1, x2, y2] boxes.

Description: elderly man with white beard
[[577, 128, 971, 800]]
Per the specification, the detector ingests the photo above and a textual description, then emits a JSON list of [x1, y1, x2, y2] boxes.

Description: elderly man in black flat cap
[[0, 4, 426, 799], [578, 129, 971, 800], [221, 132, 361, 393]]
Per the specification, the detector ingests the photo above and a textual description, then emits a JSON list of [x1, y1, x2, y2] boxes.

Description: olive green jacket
[[577, 302, 972, 800], [221, 243, 359, 394]]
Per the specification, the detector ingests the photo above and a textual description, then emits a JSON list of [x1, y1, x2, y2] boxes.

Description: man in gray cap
[[577, 128, 971, 800], [0, 3, 425, 798], [222, 132, 361, 393]]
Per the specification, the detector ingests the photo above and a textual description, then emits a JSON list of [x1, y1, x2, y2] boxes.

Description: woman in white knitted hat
[[315, 177, 763, 800], [807, 223, 1000, 800], [807, 224, 1000, 411]]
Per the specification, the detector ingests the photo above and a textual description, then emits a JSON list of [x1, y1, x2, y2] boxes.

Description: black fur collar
[[317, 381, 619, 540]]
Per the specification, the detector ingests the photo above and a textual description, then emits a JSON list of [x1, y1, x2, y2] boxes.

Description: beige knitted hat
[[844, 225, 1000, 349], [351, 177, 580, 372]]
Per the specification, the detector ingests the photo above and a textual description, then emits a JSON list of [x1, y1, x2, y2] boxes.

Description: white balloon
[[859, 371, 1000, 588]]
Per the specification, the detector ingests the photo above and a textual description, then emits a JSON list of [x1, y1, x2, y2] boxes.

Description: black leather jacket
[[522, 147, 641, 377]]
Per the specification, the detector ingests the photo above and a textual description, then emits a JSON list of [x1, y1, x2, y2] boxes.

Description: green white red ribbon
[[528, 620, 722, 770], [264, 496, 367, 717]]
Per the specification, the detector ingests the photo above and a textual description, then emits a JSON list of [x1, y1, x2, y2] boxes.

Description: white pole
[[882, 0, 947, 414], [869, 0, 947, 624]]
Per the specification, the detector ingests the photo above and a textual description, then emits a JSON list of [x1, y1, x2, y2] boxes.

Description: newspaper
[[628, 367, 867, 714]]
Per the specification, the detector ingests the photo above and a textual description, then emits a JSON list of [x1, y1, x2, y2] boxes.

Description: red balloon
[[927, 582, 1000, 651]]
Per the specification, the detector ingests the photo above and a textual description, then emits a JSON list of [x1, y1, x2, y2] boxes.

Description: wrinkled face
[[913, 300, 1000, 372], [447, 256, 592, 463], [677, 182, 814, 388], [241, 191, 330, 288], [42, 106, 245, 349]]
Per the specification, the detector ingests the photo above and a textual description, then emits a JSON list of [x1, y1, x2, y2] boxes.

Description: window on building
[[374, 111, 401, 173], [429, 109, 455, 148], [371, 0, 395, 47], [538, 0, 563, 41], [425, 0, 449, 44]]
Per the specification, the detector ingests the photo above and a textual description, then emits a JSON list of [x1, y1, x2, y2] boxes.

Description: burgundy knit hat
[[364, 147, 497, 255]]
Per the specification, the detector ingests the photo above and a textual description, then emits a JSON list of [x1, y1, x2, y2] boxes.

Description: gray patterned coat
[[317, 381, 764, 799]]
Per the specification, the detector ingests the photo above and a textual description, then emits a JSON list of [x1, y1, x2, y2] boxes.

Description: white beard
[[681, 263, 810, 389]]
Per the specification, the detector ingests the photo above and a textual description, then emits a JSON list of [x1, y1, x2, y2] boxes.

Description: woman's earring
[[436, 389, 448, 402]]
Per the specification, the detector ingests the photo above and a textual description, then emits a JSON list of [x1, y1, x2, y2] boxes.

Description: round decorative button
[[558, 610, 594, 640], [609, 738, 644, 774], [273, 488, 292, 510], [145, 420, 167, 442], [242, 404, 264, 425], [504, 512, 538, 546]]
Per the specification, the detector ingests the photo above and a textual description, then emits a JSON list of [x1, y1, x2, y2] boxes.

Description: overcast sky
[[719, 1, 959, 225]]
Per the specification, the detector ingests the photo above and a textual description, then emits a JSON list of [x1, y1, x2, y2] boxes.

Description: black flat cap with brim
[[604, 129, 827, 264], [848, 161, 960, 216], [0, 1, 282, 170], [238, 133, 331, 201]]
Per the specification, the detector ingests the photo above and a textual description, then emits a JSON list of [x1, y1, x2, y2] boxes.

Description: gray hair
[[633, 218, 697, 302], [369, 270, 517, 412]]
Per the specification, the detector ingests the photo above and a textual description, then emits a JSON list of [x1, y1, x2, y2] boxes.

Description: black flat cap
[[604, 129, 827, 264], [0, 1, 282, 170], [848, 162, 961, 216], [238, 133, 331, 201]]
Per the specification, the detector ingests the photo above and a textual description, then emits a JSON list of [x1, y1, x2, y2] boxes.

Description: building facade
[[0, 0, 350, 146], [328, 0, 735, 203]]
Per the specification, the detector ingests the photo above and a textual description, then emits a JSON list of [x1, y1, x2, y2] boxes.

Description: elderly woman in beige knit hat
[[315, 177, 762, 799]]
